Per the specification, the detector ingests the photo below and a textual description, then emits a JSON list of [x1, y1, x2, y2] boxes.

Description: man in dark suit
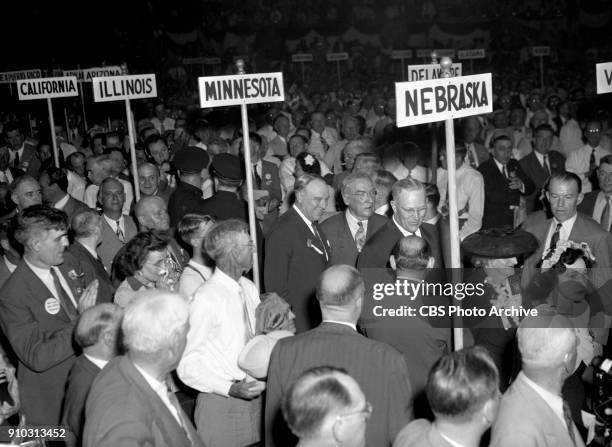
[[519, 124, 566, 212], [265, 265, 413, 447], [97, 178, 138, 272], [265, 174, 332, 332], [357, 177, 443, 270], [521, 171, 612, 345], [68, 210, 115, 303], [39, 166, 91, 222], [577, 154, 612, 228], [168, 147, 210, 227], [84, 292, 204, 447], [62, 303, 122, 446], [394, 347, 501, 447], [321, 172, 387, 266], [0, 206, 98, 425], [478, 135, 534, 229], [4, 121, 41, 179]]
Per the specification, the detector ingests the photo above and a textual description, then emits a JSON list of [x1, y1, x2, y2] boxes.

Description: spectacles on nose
[[347, 190, 377, 201]]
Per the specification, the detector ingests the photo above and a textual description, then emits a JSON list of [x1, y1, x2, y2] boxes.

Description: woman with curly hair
[[113, 231, 174, 307]]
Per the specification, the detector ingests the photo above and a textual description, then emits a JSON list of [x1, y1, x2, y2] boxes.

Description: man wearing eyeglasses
[[321, 172, 387, 266], [281, 366, 371, 447], [566, 120, 612, 193]]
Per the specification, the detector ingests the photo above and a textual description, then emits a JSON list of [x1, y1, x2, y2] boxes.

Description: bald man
[[265, 265, 413, 447], [62, 304, 123, 446]]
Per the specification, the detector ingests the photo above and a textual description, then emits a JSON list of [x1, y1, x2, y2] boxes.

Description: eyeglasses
[[347, 190, 377, 200], [337, 402, 372, 421]]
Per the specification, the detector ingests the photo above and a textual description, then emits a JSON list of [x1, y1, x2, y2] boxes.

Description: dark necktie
[[543, 222, 562, 260], [354, 221, 366, 252], [311, 222, 329, 261], [601, 197, 611, 231], [50, 268, 78, 321], [562, 400, 577, 446]]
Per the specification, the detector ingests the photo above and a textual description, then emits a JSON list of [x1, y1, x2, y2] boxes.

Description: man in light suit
[[321, 172, 387, 266], [84, 292, 205, 447], [97, 178, 138, 272], [491, 314, 585, 447], [39, 166, 91, 222], [521, 171, 612, 343], [577, 154, 612, 227], [4, 121, 41, 179], [265, 265, 413, 447], [519, 124, 566, 213], [394, 347, 500, 447], [0, 206, 97, 425], [265, 174, 331, 332]]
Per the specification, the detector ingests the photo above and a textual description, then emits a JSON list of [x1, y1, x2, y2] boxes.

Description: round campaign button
[[44, 298, 61, 315]]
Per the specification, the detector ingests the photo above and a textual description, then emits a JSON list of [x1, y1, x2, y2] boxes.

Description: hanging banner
[[17, 76, 79, 100], [199, 72, 285, 108], [395, 73, 493, 127], [92, 74, 157, 102]]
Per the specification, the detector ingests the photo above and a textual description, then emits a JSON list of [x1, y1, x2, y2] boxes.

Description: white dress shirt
[[24, 258, 77, 307], [593, 192, 612, 230], [566, 143, 612, 193], [178, 260, 213, 300], [541, 214, 578, 259], [178, 269, 260, 396], [133, 363, 182, 426], [345, 209, 368, 241]]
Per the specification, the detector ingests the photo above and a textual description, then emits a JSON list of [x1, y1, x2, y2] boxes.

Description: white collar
[[322, 319, 357, 331], [293, 204, 314, 229], [54, 194, 70, 210], [392, 216, 422, 237], [84, 353, 109, 370]]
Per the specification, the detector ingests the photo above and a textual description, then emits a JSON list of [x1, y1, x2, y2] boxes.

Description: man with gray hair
[[357, 177, 443, 270], [321, 172, 387, 266], [491, 314, 584, 447], [62, 303, 123, 446], [265, 174, 332, 332], [266, 265, 413, 447], [84, 291, 203, 447], [179, 219, 263, 446]]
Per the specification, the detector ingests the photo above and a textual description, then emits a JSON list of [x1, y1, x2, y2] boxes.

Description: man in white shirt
[[566, 119, 612, 193], [178, 220, 263, 447], [491, 314, 584, 447]]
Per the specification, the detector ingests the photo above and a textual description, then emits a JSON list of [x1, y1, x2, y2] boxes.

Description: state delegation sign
[[92, 74, 157, 102], [17, 76, 78, 100], [395, 73, 493, 127], [199, 72, 284, 108], [596, 62, 612, 94]]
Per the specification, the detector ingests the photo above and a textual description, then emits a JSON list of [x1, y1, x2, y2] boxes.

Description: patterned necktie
[[50, 268, 78, 321], [562, 400, 577, 446], [543, 222, 562, 260], [601, 197, 611, 231], [354, 221, 366, 252], [115, 220, 125, 243], [312, 222, 329, 261], [543, 154, 551, 176]]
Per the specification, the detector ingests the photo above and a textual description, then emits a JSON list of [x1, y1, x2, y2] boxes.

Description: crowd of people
[[0, 66, 610, 447]]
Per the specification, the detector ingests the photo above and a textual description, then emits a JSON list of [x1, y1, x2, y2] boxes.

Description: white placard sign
[[63, 66, 122, 83], [596, 63, 612, 94], [532, 46, 551, 57], [199, 72, 284, 108], [408, 63, 463, 81], [395, 73, 493, 127], [0, 69, 42, 84], [391, 50, 413, 59], [458, 49, 485, 60], [92, 74, 157, 102], [326, 52, 349, 62], [434, 49, 456, 58], [17, 76, 78, 100], [292, 53, 314, 62]]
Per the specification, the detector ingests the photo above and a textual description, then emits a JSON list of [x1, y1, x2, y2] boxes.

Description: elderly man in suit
[[68, 210, 115, 303], [357, 177, 443, 270], [321, 172, 387, 266], [282, 367, 370, 447], [0, 206, 98, 425], [491, 314, 585, 447], [394, 347, 500, 447], [62, 303, 123, 446], [519, 124, 566, 213], [97, 178, 138, 272], [84, 291, 204, 447], [39, 166, 91, 222], [577, 154, 612, 228], [521, 171, 612, 344], [266, 265, 413, 447], [4, 121, 41, 178], [265, 174, 331, 332], [478, 135, 535, 229]]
